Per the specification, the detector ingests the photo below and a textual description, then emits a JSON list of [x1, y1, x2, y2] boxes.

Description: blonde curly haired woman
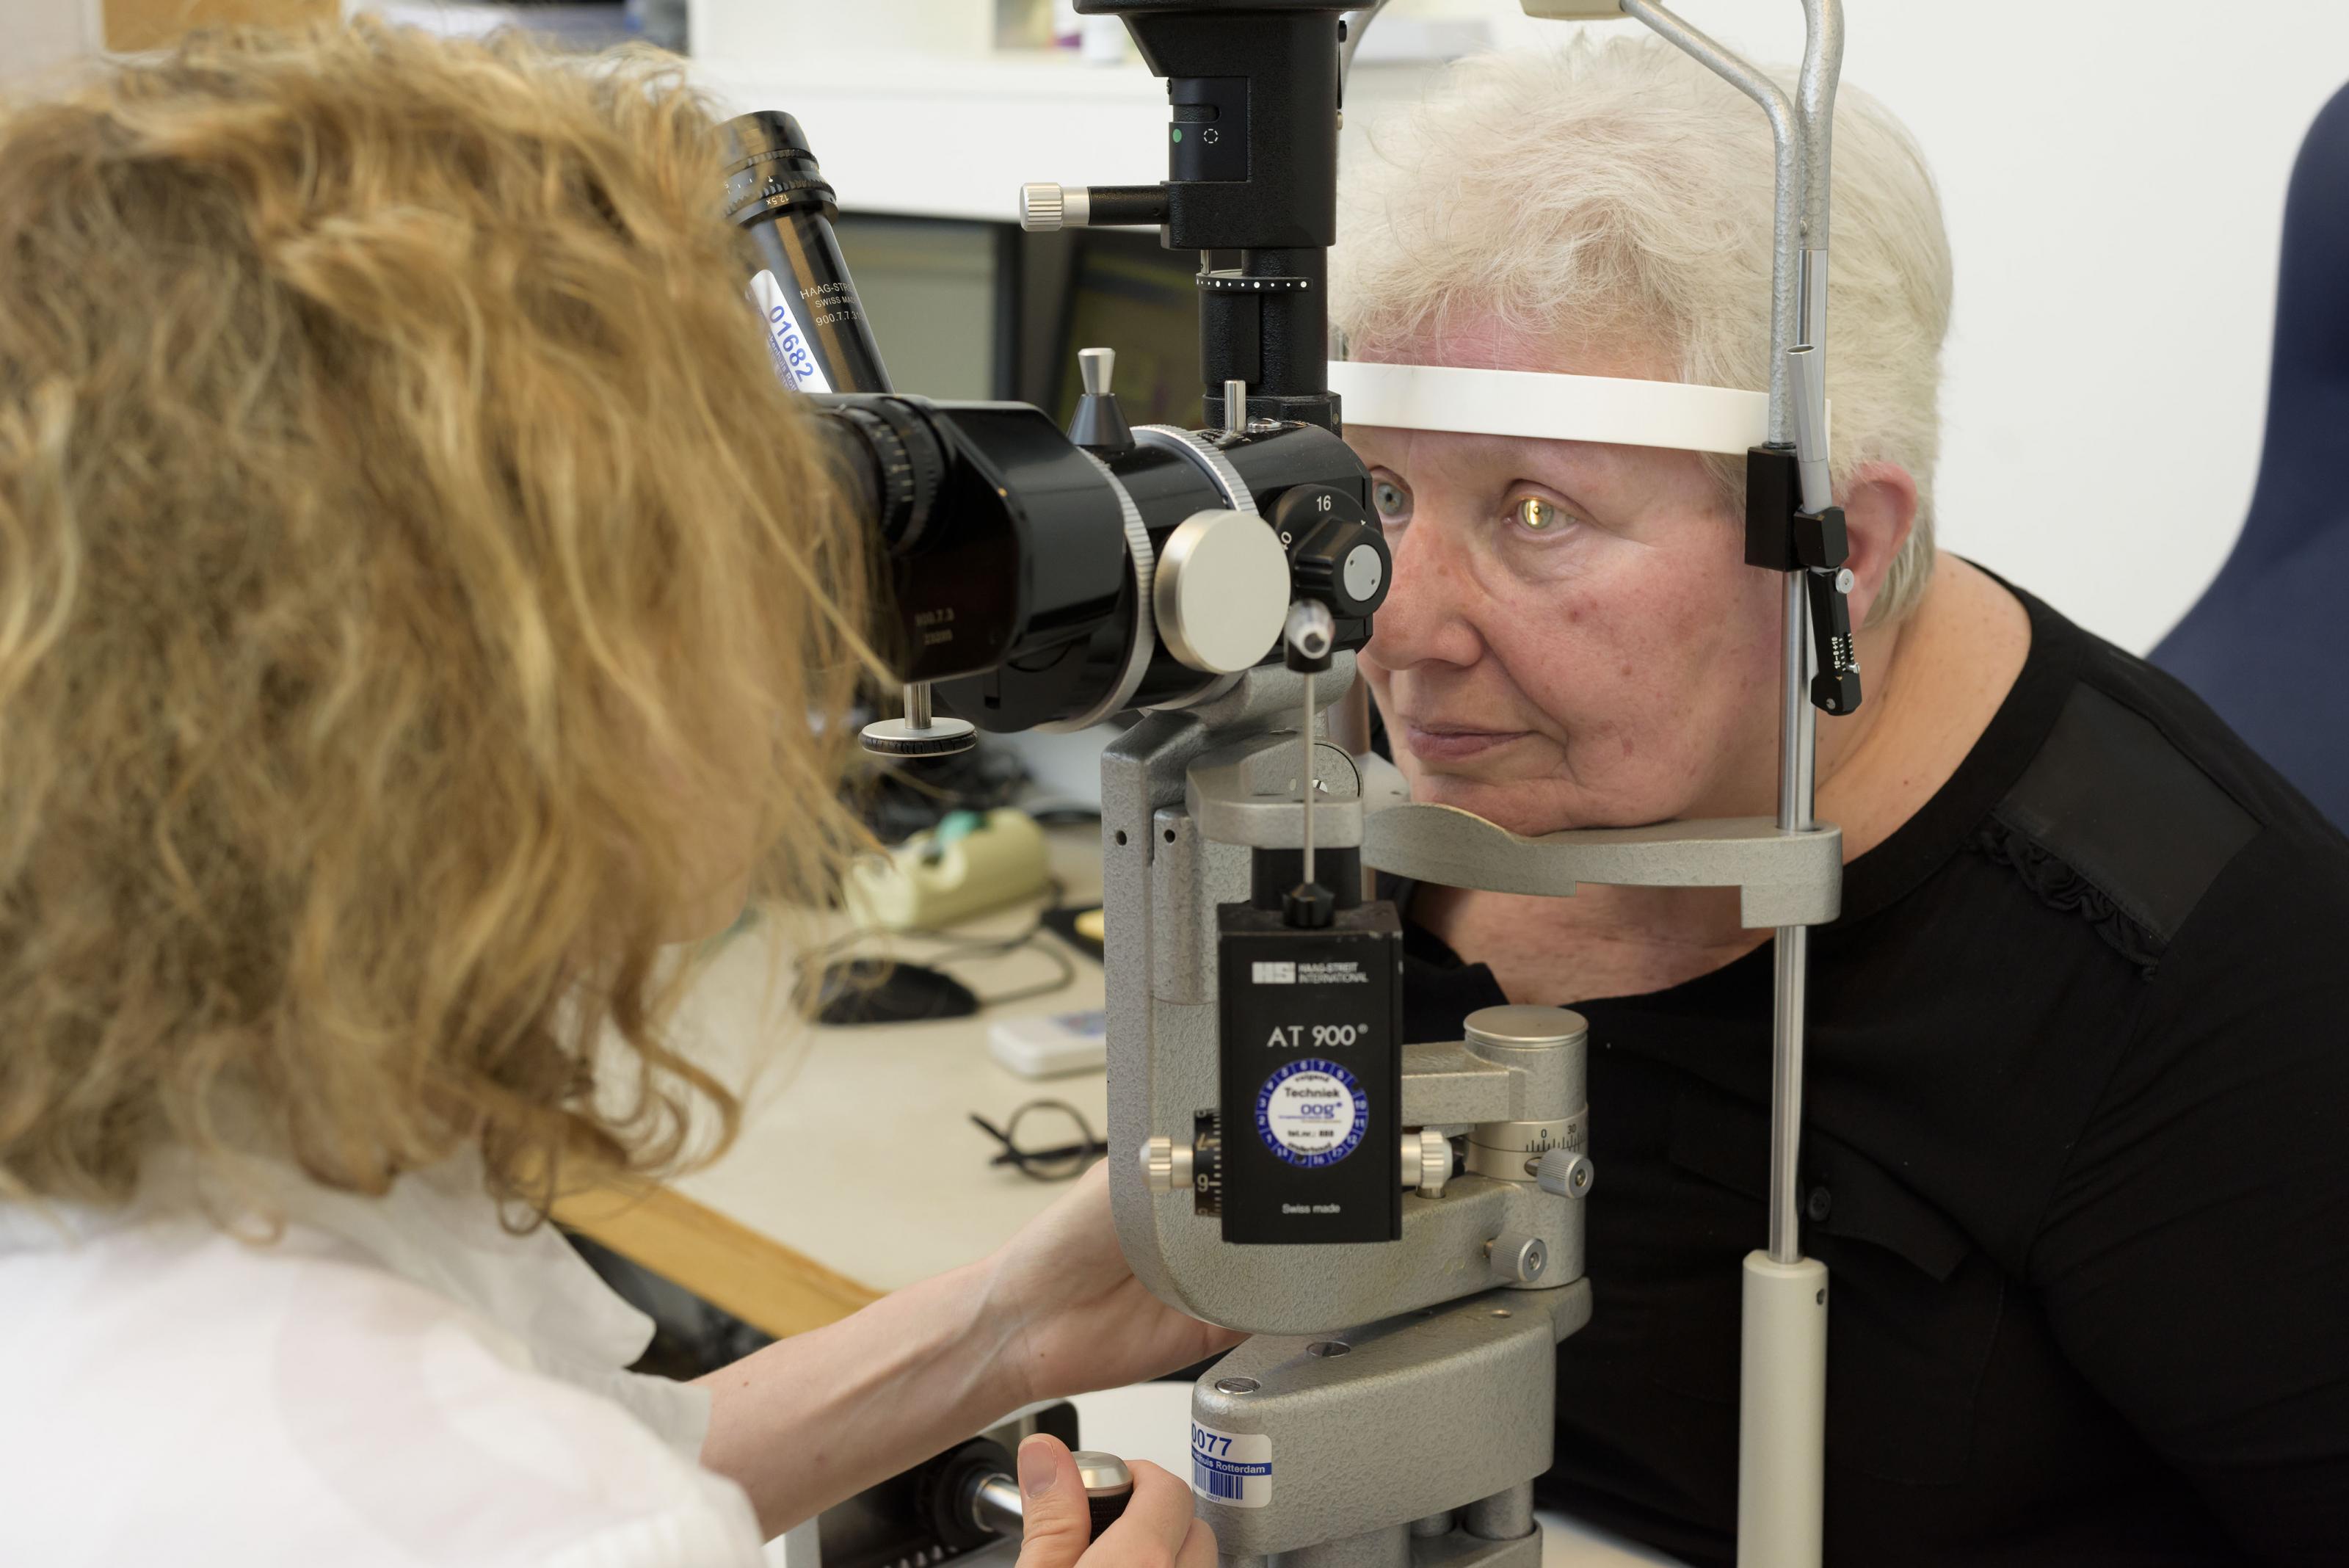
[[0, 26, 1230, 1568]]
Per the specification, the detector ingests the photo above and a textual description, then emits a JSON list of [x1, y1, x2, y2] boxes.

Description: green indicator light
[[1172, 127, 1184, 142]]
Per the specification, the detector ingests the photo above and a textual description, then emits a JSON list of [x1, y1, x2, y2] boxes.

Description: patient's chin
[[1405, 772, 1575, 838], [1404, 768, 1677, 841]]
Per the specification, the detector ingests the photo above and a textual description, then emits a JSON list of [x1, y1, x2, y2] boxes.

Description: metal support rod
[[1301, 668, 1318, 887], [973, 1474, 1024, 1537], [1767, 924, 1809, 1263], [1798, 0, 1843, 255], [1787, 347, 1832, 516], [1627, 0, 1842, 1296], [1621, 0, 1802, 446], [1764, 0, 1841, 1269], [1464, 1483, 1536, 1542], [904, 682, 933, 730]]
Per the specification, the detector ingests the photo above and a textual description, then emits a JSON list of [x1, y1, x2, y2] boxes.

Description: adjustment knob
[[1020, 182, 1088, 231], [1073, 1451, 1135, 1536], [1403, 1128, 1453, 1197], [1273, 486, 1390, 620], [1536, 1149, 1595, 1199], [960, 1448, 1134, 1542], [1486, 1232, 1549, 1285], [1141, 1135, 1196, 1193], [1067, 346, 1133, 456]]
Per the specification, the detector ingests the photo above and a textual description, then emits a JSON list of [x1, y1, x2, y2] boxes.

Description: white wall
[[1451, 0, 2349, 653], [1, 0, 95, 85], [700, 1, 2349, 654]]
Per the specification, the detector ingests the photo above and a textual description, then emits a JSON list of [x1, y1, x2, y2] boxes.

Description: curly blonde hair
[[0, 23, 874, 1213]]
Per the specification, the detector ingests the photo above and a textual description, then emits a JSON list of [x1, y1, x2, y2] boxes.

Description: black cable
[[802, 877, 1080, 1009]]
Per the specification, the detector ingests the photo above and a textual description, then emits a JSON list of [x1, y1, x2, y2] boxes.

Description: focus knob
[[1073, 1451, 1135, 1536], [1152, 509, 1290, 674]]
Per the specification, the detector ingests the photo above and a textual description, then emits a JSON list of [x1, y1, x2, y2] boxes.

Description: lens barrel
[[723, 112, 893, 396], [725, 112, 1379, 735]]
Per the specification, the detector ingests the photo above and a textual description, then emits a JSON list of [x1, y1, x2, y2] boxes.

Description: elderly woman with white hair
[[1335, 40, 2349, 1567]]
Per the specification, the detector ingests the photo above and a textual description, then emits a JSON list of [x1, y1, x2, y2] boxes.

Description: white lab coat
[[0, 1150, 766, 1567]]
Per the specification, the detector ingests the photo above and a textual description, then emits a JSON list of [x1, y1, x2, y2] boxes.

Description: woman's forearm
[[694, 1258, 1023, 1541]]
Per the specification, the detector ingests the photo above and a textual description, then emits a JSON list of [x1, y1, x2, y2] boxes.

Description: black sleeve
[[2030, 831, 2349, 1565]]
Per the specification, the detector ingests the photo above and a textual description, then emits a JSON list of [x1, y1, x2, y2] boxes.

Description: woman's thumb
[[1012, 1434, 1091, 1568]]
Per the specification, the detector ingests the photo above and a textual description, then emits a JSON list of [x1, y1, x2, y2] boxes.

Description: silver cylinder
[[904, 681, 933, 731], [1464, 1005, 1588, 1177], [972, 1474, 1024, 1537], [1408, 1514, 1454, 1540], [1463, 1483, 1536, 1542], [1462, 1005, 1586, 1111]]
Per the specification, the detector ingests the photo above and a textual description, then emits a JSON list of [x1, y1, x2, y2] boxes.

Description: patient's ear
[[1838, 462, 1918, 628]]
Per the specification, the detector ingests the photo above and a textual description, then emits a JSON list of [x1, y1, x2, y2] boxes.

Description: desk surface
[[559, 825, 1111, 1332]]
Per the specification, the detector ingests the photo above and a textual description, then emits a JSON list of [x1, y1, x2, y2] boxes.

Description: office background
[[10, 0, 2348, 663]]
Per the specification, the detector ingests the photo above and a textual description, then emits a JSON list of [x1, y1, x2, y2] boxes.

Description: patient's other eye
[[1370, 472, 1412, 527]]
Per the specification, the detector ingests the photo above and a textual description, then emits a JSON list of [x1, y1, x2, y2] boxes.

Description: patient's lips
[[1401, 719, 1529, 763]]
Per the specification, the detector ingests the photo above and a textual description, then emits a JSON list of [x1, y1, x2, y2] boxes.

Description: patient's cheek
[[1492, 576, 1682, 727]]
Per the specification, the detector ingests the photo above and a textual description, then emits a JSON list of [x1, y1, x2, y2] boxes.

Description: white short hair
[[1334, 37, 1953, 625]]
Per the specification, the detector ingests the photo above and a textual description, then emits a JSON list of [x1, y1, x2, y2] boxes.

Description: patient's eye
[[1370, 471, 1412, 528], [1509, 495, 1572, 534]]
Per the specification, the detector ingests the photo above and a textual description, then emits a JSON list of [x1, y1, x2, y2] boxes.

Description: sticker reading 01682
[[747, 270, 833, 395], [1255, 1057, 1365, 1168]]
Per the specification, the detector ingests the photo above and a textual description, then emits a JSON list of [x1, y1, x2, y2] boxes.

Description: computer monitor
[[830, 213, 1205, 428]]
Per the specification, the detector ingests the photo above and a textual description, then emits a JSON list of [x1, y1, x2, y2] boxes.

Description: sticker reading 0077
[[1191, 1421, 1272, 1507], [1255, 1057, 1365, 1168]]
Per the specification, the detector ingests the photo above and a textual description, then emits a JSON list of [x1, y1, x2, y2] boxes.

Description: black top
[[1392, 584, 2349, 1567]]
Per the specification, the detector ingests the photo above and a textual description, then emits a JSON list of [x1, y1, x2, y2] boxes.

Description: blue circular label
[[1255, 1057, 1366, 1169]]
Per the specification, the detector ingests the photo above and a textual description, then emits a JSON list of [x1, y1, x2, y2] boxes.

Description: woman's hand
[[699, 1159, 1240, 1540], [1013, 1435, 1213, 1568], [982, 1161, 1246, 1406]]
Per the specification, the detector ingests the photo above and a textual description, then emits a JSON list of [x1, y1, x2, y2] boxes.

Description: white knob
[[1078, 346, 1115, 396], [1152, 509, 1290, 675], [1020, 183, 1090, 232]]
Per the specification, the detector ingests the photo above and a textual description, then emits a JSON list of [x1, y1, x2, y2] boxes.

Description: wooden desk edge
[[556, 1180, 881, 1340]]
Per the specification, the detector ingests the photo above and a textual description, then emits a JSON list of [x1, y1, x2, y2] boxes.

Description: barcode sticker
[[1190, 1421, 1272, 1508]]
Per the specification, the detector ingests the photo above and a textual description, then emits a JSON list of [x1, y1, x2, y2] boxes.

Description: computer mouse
[[810, 957, 981, 1026]]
